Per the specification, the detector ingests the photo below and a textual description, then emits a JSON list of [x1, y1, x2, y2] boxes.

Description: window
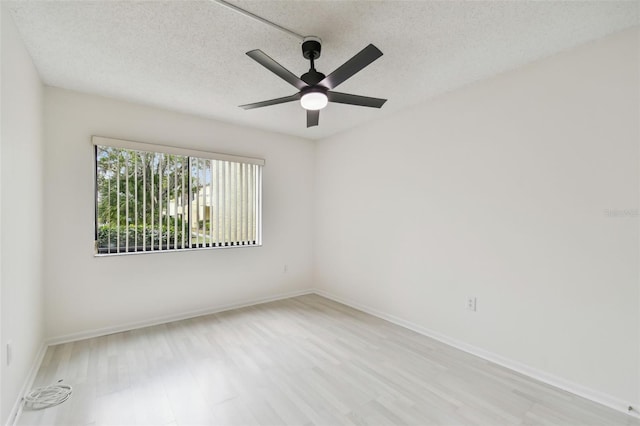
[[93, 136, 263, 255]]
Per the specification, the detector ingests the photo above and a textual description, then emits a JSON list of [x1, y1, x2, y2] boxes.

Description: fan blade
[[239, 93, 300, 110], [328, 91, 387, 108], [307, 109, 319, 127], [319, 44, 383, 90], [247, 50, 308, 90]]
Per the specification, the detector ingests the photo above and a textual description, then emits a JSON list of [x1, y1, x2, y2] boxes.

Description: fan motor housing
[[301, 70, 326, 86], [301, 85, 328, 97], [302, 36, 322, 60]]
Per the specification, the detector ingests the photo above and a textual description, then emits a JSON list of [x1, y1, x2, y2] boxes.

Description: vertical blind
[[93, 136, 263, 255]]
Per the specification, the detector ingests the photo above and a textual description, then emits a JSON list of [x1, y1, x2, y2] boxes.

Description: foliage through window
[[94, 137, 263, 255]]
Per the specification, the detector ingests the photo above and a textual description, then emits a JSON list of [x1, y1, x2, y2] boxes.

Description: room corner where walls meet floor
[[8, 289, 640, 426]]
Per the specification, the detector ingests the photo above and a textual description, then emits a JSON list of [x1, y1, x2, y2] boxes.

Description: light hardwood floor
[[18, 294, 640, 426]]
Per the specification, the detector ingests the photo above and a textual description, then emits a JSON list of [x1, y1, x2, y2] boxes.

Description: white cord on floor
[[24, 384, 72, 410]]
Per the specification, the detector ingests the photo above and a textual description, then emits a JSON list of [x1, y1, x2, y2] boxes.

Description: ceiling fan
[[240, 37, 387, 128]]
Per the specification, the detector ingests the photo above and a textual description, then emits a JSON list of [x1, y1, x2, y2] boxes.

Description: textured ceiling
[[7, 1, 640, 140]]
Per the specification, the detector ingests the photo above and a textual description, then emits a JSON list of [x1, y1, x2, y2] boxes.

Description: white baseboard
[[13, 289, 314, 426], [5, 342, 47, 426], [313, 289, 639, 419], [46, 288, 314, 346], [19, 287, 638, 423]]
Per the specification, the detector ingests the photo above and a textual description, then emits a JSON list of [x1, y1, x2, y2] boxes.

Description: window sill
[[94, 243, 262, 257]]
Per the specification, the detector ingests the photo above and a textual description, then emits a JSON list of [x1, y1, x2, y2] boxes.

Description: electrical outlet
[[6, 341, 12, 366], [466, 297, 477, 312]]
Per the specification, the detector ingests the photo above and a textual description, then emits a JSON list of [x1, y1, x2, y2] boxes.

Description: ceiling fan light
[[300, 92, 328, 110]]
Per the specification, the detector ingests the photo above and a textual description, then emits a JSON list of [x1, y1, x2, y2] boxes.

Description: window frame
[[92, 136, 264, 256]]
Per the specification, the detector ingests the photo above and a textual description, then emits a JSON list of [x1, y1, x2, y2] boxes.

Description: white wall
[[315, 28, 639, 408], [9, 13, 638, 417], [0, 6, 45, 425], [43, 88, 315, 340]]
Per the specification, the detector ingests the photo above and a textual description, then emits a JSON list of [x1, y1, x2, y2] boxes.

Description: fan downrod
[[300, 36, 325, 86]]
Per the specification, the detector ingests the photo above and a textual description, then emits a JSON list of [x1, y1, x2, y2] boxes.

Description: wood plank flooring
[[18, 294, 640, 426]]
